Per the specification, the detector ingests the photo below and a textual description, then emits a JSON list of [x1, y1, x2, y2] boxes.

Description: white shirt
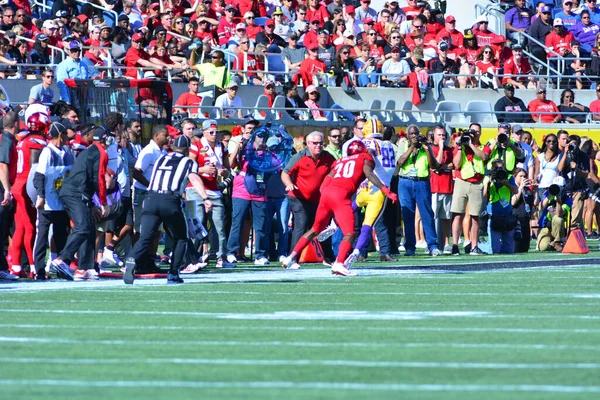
[[214, 93, 243, 119], [133, 140, 167, 190]]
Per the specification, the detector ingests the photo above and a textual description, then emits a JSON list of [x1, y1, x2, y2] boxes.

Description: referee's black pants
[[128, 193, 187, 275], [59, 195, 96, 270], [33, 210, 70, 274]]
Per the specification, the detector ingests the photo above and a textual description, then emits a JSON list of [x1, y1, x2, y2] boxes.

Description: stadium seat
[[435, 100, 468, 124], [272, 95, 288, 120], [254, 17, 267, 26], [465, 100, 498, 124], [398, 100, 422, 123], [199, 96, 214, 119], [365, 99, 386, 121], [252, 95, 272, 120]]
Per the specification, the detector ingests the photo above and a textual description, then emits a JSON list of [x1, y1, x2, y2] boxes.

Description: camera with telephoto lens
[[218, 176, 233, 192], [497, 132, 509, 144], [458, 129, 474, 145], [549, 183, 562, 196], [491, 166, 507, 182], [415, 134, 426, 146], [566, 142, 580, 164]]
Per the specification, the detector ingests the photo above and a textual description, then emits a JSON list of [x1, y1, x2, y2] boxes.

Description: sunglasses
[[247, 16, 255, 19], [368, 33, 376, 36], [211, 56, 221, 59], [176, 20, 184, 24], [309, 141, 323, 145], [498, 124, 511, 129], [538, 91, 547, 94], [309, 91, 318, 95], [329, 135, 340, 139], [341, 51, 349, 54], [206, 130, 218, 135], [391, 36, 400, 39], [484, 50, 492, 54], [546, 139, 557, 143], [44, 75, 54, 78], [240, 41, 249, 44]]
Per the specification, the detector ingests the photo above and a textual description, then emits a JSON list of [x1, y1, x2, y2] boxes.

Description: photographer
[[486, 123, 524, 174], [450, 123, 490, 256], [537, 177, 570, 252], [397, 125, 440, 256], [558, 135, 600, 231], [484, 159, 519, 254], [511, 168, 536, 253]]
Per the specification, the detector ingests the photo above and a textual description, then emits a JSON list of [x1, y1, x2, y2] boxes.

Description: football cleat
[[331, 262, 357, 277], [281, 256, 300, 270]]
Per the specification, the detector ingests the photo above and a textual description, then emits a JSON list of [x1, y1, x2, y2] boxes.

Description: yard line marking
[[1, 379, 599, 393], [0, 336, 598, 351], [2, 324, 600, 334], [0, 357, 598, 370]]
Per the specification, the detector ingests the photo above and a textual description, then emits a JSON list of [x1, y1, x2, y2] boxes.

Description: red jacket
[[545, 31, 573, 57], [293, 58, 327, 87]]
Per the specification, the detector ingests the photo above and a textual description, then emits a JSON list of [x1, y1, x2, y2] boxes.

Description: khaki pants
[[570, 192, 584, 230], [537, 216, 565, 251]]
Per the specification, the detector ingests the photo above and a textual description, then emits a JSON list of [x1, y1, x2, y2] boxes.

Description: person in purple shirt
[[569, 9, 600, 53], [583, 0, 600, 24], [555, 0, 581, 29], [506, 0, 534, 44]]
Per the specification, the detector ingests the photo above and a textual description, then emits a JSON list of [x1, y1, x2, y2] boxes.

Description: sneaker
[[416, 240, 427, 248], [167, 273, 184, 284], [181, 263, 202, 274], [398, 244, 406, 252], [9, 266, 26, 279], [281, 256, 300, 270], [464, 241, 472, 254], [219, 260, 237, 269], [0, 270, 18, 280], [430, 248, 441, 257], [331, 262, 357, 277], [443, 245, 453, 255], [278, 255, 286, 263], [102, 250, 124, 267], [404, 250, 415, 257], [123, 257, 136, 285], [215, 258, 224, 268], [344, 250, 359, 267], [50, 259, 74, 281], [451, 245, 460, 256], [74, 269, 99, 281], [226, 254, 238, 264], [587, 232, 600, 240], [34, 269, 48, 281], [254, 257, 270, 266], [317, 226, 336, 242], [470, 246, 485, 256]]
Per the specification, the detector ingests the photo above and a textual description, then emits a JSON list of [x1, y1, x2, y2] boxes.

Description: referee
[[124, 134, 213, 285]]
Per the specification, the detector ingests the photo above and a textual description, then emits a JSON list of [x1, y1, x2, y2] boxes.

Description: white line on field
[[0, 379, 599, 393], [1, 309, 599, 320], [0, 336, 597, 351], [2, 324, 600, 334], [0, 357, 598, 370]]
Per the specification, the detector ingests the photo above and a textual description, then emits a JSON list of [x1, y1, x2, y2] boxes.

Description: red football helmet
[[26, 112, 51, 135], [346, 140, 367, 156]]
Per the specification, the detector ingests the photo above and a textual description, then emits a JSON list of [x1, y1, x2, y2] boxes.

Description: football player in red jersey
[[282, 140, 398, 276], [9, 106, 50, 277]]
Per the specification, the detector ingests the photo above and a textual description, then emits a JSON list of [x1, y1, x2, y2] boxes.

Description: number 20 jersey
[[327, 153, 375, 197], [362, 138, 395, 187]]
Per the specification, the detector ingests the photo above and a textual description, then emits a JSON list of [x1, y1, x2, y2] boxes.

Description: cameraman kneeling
[[484, 159, 518, 254], [537, 177, 570, 252]]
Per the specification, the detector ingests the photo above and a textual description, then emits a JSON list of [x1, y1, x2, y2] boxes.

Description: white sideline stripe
[[0, 336, 597, 351], [2, 324, 600, 334], [0, 379, 599, 393], [0, 357, 598, 370], [1, 309, 600, 320]]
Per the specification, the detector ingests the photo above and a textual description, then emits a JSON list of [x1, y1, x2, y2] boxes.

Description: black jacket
[[60, 143, 107, 203]]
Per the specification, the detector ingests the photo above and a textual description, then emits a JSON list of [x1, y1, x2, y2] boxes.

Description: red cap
[[132, 32, 144, 41], [445, 15, 456, 23], [166, 125, 180, 137], [76, 14, 88, 24], [149, 2, 160, 9], [346, 5, 355, 14], [363, 17, 374, 24], [265, 18, 275, 26]]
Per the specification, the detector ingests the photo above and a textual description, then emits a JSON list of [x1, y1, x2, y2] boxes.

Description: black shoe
[[464, 242, 472, 254], [167, 273, 184, 284], [124, 257, 136, 285], [380, 254, 397, 262], [452, 245, 460, 256], [470, 246, 485, 255], [35, 269, 48, 281]]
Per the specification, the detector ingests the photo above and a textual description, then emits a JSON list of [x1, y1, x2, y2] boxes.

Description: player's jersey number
[[333, 160, 356, 178], [380, 147, 395, 168]]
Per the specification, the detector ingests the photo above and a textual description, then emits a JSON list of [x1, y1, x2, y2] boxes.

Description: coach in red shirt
[[528, 87, 561, 123], [282, 131, 335, 251]]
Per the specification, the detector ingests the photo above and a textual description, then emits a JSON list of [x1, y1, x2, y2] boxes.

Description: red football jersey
[[15, 134, 47, 181], [328, 153, 374, 196]]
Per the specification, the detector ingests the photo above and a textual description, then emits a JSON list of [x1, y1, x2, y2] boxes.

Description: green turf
[[1, 260, 600, 399]]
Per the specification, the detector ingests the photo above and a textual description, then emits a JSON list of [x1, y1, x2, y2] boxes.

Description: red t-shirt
[[402, 5, 422, 20], [15, 134, 46, 182], [475, 60, 496, 74], [436, 28, 463, 48], [328, 153, 374, 197], [246, 24, 262, 40], [302, 30, 319, 52], [306, 5, 330, 24], [233, 52, 258, 77], [175, 92, 203, 115], [545, 31, 573, 57], [430, 144, 453, 194], [192, 137, 228, 193], [528, 99, 561, 123], [217, 18, 237, 45], [502, 56, 532, 84], [452, 143, 491, 183], [293, 57, 327, 88], [590, 99, 600, 114], [473, 28, 502, 47], [284, 149, 336, 203], [123, 47, 151, 79]]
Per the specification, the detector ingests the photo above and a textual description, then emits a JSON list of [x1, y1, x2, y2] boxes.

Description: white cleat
[[331, 262, 357, 277], [317, 226, 337, 242], [281, 256, 301, 270], [344, 250, 359, 268]]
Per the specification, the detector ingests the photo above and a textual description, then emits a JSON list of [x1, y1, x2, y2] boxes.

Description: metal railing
[[0, 29, 65, 65], [475, 2, 507, 37], [73, 0, 118, 27]]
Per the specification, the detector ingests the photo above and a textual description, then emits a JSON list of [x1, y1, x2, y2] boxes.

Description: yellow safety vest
[[400, 149, 430, 178], [486, 140, 518, 172], [489, 174, 513, 205], [460, 144, 485, 180]]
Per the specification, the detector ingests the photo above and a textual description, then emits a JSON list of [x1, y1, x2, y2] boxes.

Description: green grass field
[[1, 251, 599, 399]]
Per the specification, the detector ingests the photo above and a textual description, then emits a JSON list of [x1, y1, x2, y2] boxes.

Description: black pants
[[128, 193, 187, 275], [515, 216, 531, 253], [59, 195, 96, 270], [288, 196, 334, 261], [0, 188, 12, 271], [34, 210, 70, 274]]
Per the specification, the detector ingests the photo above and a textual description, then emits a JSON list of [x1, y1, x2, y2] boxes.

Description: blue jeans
[[226, 198, 268, 259], [374, 215, 392, 255], [488, 219, 515, 254], [398, 178, 438, 252], [357, 71, 378, 87], [326, 104, 356, 121], [266, 196, 290, 258]]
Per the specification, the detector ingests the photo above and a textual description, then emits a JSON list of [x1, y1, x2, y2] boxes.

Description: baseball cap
[[272, 7, 283, 15], [202, 119, 218, 130], [552, 176, 566, 187], [118, 14, 129, 22], [92, 126, 109, 142], [76, 14, 89, 24], [149, 2, 160, 9], [306, 85, 318, 94], [445, 15, 456, 23], [363, 17, 374, 24], [512, 43, 523, 50], [244, 11, 254, 18], [5, 31, 16, 38], [42, 20, 57, 29], [541, 5, 552, 13], [464, 29, 475, 39], [563, 0, 573, 4], [48, 122, 67, 138], [553, 18, 564, 26], [475, 15, 488, 24], [242, 117, 260, 127], [225, 4, 236, 10], [192, 128, 204, 137], [173, 135, 190, 148], [166, 125, 180, 137], [132, 32, 144, 41], [511, 125, 523, 134], [56, 10, 68, 18], [36, 33, 49, 41], [504, 83, 515, 91], [236, 22, 246, 30], [154, 26, 166, 34], [438, 41, 449, 51], [68, 41, 81, 50], [288, 33, 299, 40], [346, 6, 355, 14], [391, 46, 401, 53], [226, 80, 239, 89], [265, 18, 275, 26]]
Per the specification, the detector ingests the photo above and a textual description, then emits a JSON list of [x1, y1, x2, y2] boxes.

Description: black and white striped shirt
[[148, 152, 198, 196]]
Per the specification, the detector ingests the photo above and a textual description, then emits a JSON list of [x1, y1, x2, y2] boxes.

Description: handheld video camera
[[491, 166, 507, 182], [458, 129, 475, 146]]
